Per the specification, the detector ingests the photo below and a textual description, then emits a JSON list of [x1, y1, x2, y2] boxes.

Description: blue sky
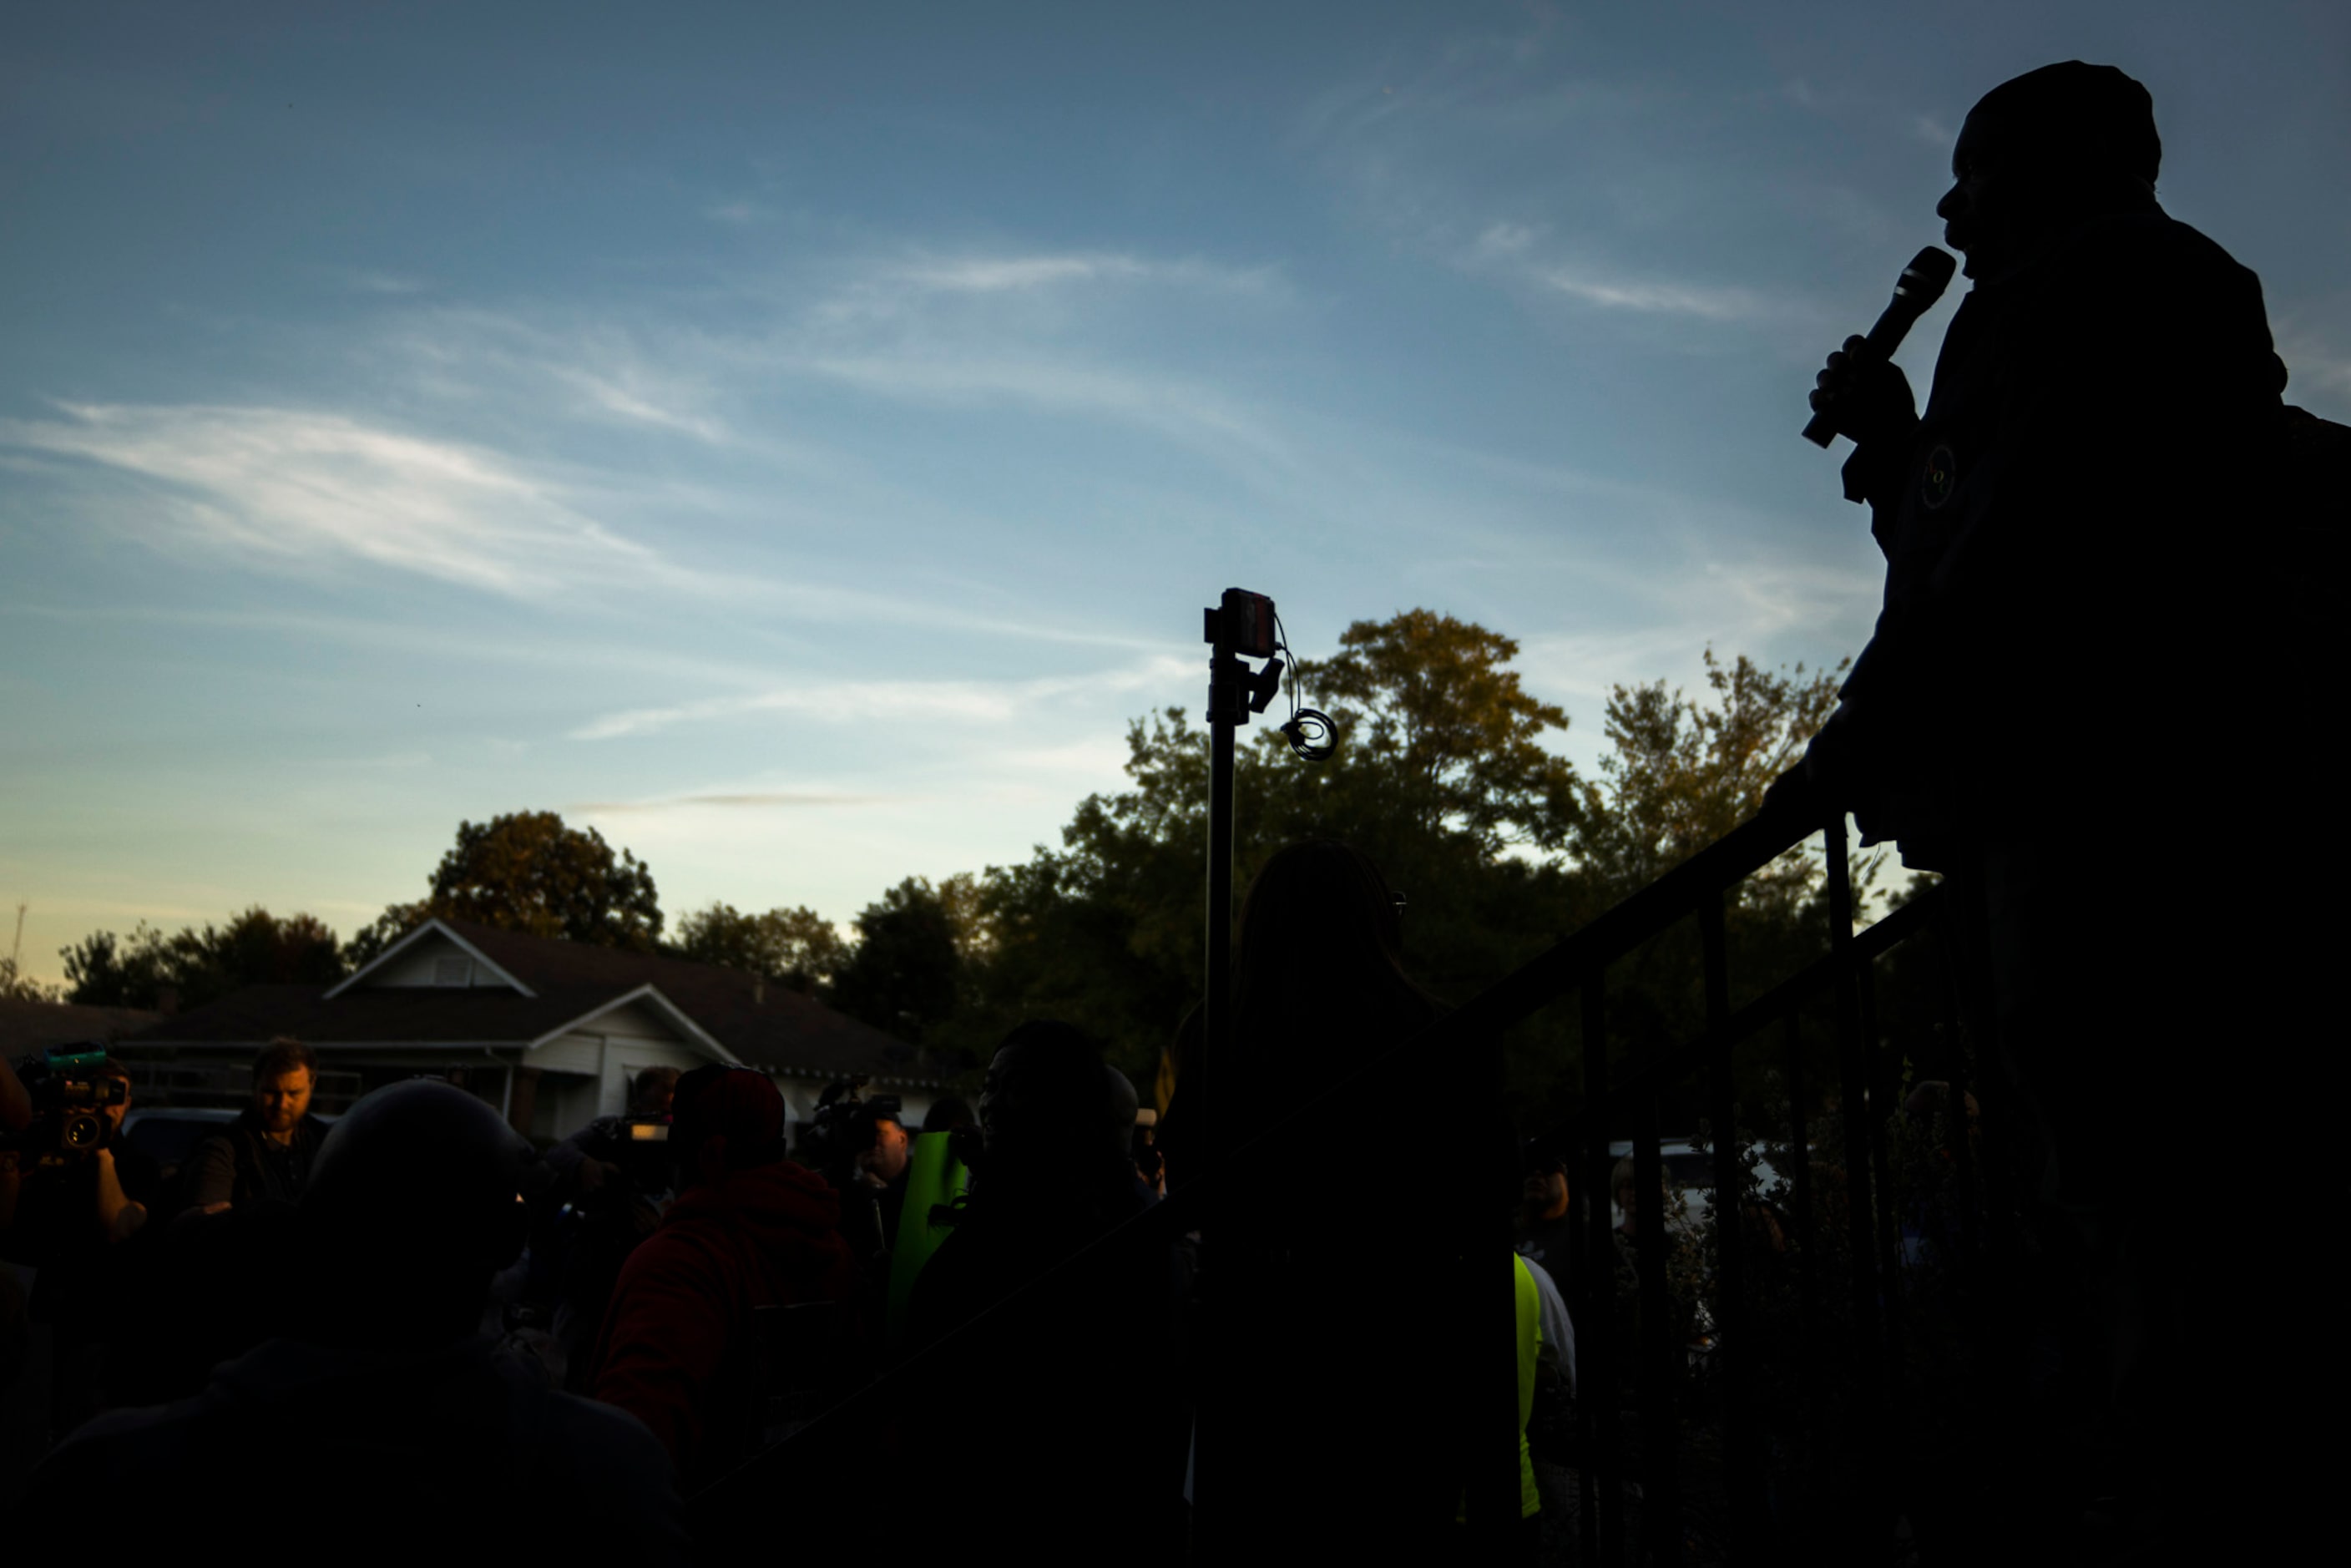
[[4, 2, 2346, 984]]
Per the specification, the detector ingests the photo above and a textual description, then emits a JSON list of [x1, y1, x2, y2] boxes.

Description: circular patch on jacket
[[1920, 443, 1957, 510]]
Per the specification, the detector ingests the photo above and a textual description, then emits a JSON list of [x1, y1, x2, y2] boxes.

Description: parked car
[[1605, 1138, 1786, 1233], [119, 1107, 338, 1197]]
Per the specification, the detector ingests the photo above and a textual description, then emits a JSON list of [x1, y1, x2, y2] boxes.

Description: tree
[[3, 904, 64, 1003], [61, 907, 346, 1011], [952, 608, 1594, 1089], [0, 957, 61, 1004], [830, 877, 965, 1045], [1572, 647, 1849, 906], [671, 903, 847, 995], [346, 812, 663, 963], [1311, 609, 1581, 856]]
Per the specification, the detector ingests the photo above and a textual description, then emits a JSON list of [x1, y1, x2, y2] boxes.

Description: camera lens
[[62, 1113, 104, 1149]]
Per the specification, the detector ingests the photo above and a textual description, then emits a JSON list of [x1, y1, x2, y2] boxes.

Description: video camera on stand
[[799, 1078, 904, 1174], [1, 1046, 125, 1171]]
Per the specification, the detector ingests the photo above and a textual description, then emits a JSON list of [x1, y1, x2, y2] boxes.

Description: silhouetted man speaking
[[1792, 61, 2326, 1563]]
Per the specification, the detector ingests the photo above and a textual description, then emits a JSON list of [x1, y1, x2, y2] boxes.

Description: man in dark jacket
[[907, 1023, 1188, 1563], [181, 1038, 331, 1213], [1794, 61, 2323, 1561], [591, 1065, 858, 1490], [26, 1079, 688, 1560]]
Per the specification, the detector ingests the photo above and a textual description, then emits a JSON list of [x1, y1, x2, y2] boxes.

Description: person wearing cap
[[838, 1096, 913, 1265], [590, 1065, 857, 1490], [1514, 1144, 1577, 1304], [1791, 61, 2318, 1560]]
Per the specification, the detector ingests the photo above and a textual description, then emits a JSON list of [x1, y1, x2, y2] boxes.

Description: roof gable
[[129, 918, 942, 1086], [528, 984, 741, 1067], [327, 920, 533, 999]]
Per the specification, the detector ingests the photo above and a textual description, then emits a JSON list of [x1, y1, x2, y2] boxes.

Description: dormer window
[[434, 957, 471, 988]]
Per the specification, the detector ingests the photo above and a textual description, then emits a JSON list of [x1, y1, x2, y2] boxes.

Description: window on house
[[433, 956, 470, 987]]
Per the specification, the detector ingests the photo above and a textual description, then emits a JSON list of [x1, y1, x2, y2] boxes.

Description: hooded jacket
[[591, 1158, 856, 1487]]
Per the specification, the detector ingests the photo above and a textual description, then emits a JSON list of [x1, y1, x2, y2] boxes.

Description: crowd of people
[[0, 838, 1546, 1561], [3, 56, 2333, 1565]]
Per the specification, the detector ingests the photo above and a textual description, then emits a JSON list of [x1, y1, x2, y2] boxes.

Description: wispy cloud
[[1467, 223, 1787, 323], [1913, 114, 1957, 149], [571, 655, 1192, 741], [381, 309, 737, 446], [801, 248, 1284, 335], [0, 402, 675, 599], [899, 253, 1151, 293], [2278, 328, 2351, 398], [569, 791, 901, 812], [892, 250, 1277, 296], [797, 353, 1305, 477], [551, 365, 730, 443], [1533, 265, 1772, 321], [346, 270, 426, 295]]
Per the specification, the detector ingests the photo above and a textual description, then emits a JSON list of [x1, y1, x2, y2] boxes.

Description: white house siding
[[527, 1032, 608, 1076], [599, 1039, 716, 1116], [592, 1000, 685, 1044], [537, 1071, 599, 1142]]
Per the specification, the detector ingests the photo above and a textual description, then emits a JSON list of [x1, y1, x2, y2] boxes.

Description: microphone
[[1801, 245, 1957, 448]]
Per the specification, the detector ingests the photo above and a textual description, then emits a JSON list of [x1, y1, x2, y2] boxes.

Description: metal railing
[[698, 776, 1998, 1560], [1489, 786, 1999, 1564]]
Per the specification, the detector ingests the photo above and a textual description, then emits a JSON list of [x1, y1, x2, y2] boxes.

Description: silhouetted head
[[302, 1079, 530, 1348], [1232, 840, 1437, 1085], [670, 1065, 788, 1186], [922, 1095, 977, 1135], [1524, 1143, 1570, 1219], [978, 1021, 1131, 1192], [1940, 62, 2162, 281]]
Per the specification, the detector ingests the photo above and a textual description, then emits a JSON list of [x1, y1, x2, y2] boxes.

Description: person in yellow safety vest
[[1517, 1250, 1543, 1529], [1466, 1252, 1546, 1556]]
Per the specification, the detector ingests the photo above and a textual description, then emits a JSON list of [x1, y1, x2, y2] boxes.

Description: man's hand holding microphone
[[1808, 335, 1920, 451]]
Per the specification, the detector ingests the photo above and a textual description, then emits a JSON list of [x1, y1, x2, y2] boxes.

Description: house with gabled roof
[[117, 917, 946, 1142]]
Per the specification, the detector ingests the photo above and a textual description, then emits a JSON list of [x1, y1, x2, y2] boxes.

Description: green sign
[[884, 1130, 970, 1352]]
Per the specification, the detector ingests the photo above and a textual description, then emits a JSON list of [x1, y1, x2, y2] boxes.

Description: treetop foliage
[[346, 811, 664, 964], [672, 902, 846, 995], [61, 907, 345, 1013], [1312, 609, 1580, 856], [1577, 647, 1851, 908]]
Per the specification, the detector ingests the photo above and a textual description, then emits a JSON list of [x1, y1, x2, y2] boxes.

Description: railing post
[[1783, 1009, 1821, 1546], [1570, 1108, 1600, 1568], [1825, 809, 1888, 1549], [1700, 890, 1759, 1556], [1857, 945, 1906, 1437], [1633, 1076, 1681, 1567], [1580, 976, 1625, 1568]]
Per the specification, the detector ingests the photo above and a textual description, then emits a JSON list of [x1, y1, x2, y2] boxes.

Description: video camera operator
[[533, 1066, 680, 1392], [0, 1048, 160, 1438]]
